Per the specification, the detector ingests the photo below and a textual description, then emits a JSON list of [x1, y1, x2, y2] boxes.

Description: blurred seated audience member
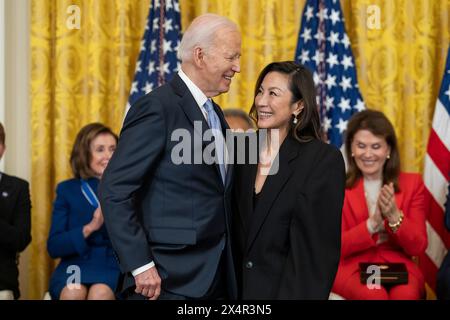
[[0, 122, 31, 300], [224, 108, 255, 131], [47, 123, 120, 300], [331, 110, 427, 300], [437, 183, 450, 300]]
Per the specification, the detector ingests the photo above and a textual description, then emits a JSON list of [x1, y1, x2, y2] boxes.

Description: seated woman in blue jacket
[[47, 123, 120, 300]]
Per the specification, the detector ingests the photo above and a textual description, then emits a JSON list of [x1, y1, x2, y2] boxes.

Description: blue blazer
[[99, 74, 237, 299], [47, 178, 120, 299]]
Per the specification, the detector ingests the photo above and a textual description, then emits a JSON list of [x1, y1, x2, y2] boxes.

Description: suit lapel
[[346, 178, 370, 224], [170, 75, 227, 188], [246, 136, 299, 253], [237, 162, 257, 234], [170, 75, 210, 144]]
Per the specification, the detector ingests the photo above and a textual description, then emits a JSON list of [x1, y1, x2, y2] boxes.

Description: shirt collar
[[178, 68, 209, 110]]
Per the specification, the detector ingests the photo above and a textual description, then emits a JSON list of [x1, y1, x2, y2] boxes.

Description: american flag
[[421, 45, 450, 294], [294, 0, 365, 148], [126, 0, 181, 112]]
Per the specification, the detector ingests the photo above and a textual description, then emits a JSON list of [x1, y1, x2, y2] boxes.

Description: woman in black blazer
[[232, 61, 346, 299]]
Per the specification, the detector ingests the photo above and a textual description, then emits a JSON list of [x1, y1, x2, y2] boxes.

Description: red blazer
[[332, 172, 427, 290]]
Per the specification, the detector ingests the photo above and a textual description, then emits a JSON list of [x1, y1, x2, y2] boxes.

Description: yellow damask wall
[[29, 0, 449, 298]]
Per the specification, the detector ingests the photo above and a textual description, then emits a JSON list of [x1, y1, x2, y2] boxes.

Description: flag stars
[[325, 74, 337, 89], [341, 55, 354, 70], [174, 40, 180, 52], [301, 27, 312, 43], [143, 81, 154, 94], [316, 8, 328, 20], [140, 39, 146, 52], [164, 18, 173, 33], [314, 30, 326, 42], [340, 76, 352, 92], [338, 97, 351, 113], [161, 62, 171, 74], [312, 51, 325, 65], [329, 9, 341, 25], [147, 61, 156, 76], [445, 85, 450, 101], [325, 96, 335, 111], [294, 0, 364, 148], [313, 72, 321, 85], [305, 6, 314, 21], [128, 2, 181, 107], [335, 118, 348, 134], [323, 117, 332, 132], [299, 49, 310, 64], [174, 1, 180, 12], [135, 60, 142, 73], [326, 53, 339, 69], [328, 31, 340, 47], [150, 40, 157, 53], [341, 33, 350, 49], [163, 39, 173, 54], [130, 81, 139, 94], [354, 99, 366, 112], [153, 18, 159, 31]]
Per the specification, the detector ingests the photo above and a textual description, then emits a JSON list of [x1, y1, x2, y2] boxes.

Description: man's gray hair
[[178, 13, 238, 62]]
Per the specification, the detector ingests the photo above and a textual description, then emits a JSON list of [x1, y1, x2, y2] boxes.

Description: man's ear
[[193, 47, 205, 67]]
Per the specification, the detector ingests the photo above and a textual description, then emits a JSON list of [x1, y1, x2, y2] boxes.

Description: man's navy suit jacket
[[99, 74, 237, 299]]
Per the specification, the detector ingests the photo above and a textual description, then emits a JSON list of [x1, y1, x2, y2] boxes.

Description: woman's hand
[[378, 182, 401, 224], [368, 205, 384, 232], [82, 207, 104, 238]]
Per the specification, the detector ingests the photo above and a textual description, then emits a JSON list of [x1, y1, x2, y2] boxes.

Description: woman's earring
[[293, 115, 298, 124], [387, 154, 391, 159], [351, 153, 355, 157]]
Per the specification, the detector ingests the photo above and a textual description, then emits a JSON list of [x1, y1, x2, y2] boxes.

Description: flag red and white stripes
[[421, 46, 450, 293]]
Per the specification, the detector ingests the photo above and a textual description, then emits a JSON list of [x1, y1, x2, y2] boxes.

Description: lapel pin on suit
[[2, 191, 8, 198]]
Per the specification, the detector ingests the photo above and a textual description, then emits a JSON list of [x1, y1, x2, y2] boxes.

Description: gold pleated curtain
[[30, 0, 449, 299]]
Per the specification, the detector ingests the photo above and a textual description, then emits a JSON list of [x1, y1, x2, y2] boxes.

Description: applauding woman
[[47, 123, 120, 300], [332, 110, 427, 299]]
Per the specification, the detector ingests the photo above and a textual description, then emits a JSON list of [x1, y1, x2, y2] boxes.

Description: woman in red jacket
[[332, 110, 427, 300]]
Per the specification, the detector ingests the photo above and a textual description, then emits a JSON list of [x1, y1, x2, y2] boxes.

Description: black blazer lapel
[[236, 162, 257, 233], [246, 136, 299, 253], [0, 174, 13, 216]]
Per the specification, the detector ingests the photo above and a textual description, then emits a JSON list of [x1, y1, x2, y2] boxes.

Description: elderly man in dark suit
[[0, 122, 31, 300], [99, 13, 241, 300]]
